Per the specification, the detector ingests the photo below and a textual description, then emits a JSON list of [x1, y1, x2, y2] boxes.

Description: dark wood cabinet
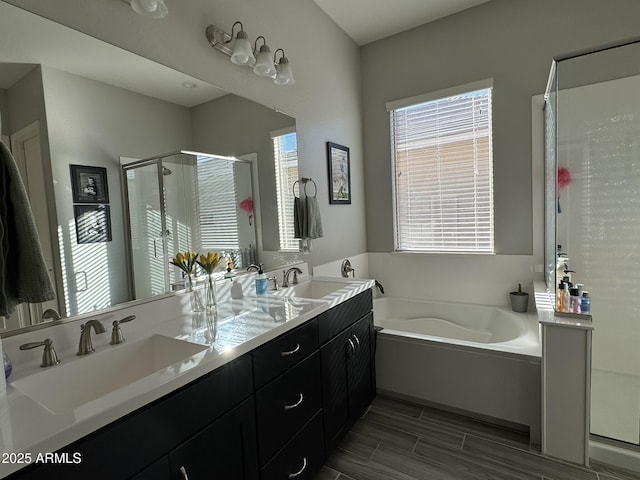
[[321, 313, 375, 452], [7, 290, 375, 480], [169, 397, 258, 480]]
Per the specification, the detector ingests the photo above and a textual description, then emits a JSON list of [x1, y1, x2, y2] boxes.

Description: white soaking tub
[[373, 297, 542, 444]]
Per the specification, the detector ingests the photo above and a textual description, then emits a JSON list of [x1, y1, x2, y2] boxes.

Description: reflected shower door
[[124, 161, 169, 299]]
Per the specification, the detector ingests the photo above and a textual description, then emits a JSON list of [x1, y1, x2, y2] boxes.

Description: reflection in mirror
[[123, 151, 258, 300], [0, 2, 297, 333]]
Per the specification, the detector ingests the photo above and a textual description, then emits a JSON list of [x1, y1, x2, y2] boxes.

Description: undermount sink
[[275, 280, 355, 299], [12, 334, 208, 414]]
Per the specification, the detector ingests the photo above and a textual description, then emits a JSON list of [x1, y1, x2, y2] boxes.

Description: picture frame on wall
[[74, 204, 112, 244], [327, 142, 351, 204], [70, 164, 109, 203]]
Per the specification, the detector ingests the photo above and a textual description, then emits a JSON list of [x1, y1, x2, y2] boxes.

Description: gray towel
[[304, 196, 323, 239], [293, 196, 304, 239], [0, 140, 55, 317]]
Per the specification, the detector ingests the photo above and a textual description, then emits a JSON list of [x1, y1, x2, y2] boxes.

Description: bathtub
[[374, 297, 542, 444]]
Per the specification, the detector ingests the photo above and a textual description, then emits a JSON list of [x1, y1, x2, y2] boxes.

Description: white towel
[[0, 140, 55, 316]]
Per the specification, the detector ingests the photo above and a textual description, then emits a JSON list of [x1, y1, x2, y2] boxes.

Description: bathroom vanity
[[1, 278, 375, 480]]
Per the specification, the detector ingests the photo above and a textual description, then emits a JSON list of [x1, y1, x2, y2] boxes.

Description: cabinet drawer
[[261, 412, 325, 480], [253, 319, 318, 388], [317, 289, 372, 344], [256, 352, 322, 464]]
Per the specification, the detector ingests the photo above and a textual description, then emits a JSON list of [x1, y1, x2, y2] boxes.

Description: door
[[2, 122, 59, 329], [169, 397, 259, 480], [122, 160, 169, 299], [347, 313, 374, 420]]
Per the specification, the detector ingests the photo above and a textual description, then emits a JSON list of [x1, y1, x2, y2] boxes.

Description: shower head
[[162, 166, 172, 176]]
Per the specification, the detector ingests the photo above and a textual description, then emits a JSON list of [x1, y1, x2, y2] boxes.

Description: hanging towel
[[0, 140, 55, 317], [293, 196, 305, 239], [304, 196, 323, 239]]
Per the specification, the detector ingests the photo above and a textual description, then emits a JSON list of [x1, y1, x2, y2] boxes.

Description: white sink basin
[[12, 334, 208, 414], [275, 280, 354, 299]]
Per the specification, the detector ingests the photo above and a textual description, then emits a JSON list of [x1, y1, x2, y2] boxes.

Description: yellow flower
[[196, 251, 222, 274], [170, 250, 199, 275]]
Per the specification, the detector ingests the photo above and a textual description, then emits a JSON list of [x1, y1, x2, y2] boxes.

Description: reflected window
[[197, 156, 240, 250], [272, 129, 299, 251]]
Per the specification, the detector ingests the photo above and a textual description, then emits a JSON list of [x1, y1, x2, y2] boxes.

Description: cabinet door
[[347, 313, 374, 422], [169, 397, 258, 480], [320, 328, 351, 451], [129, 456, 170, 480]]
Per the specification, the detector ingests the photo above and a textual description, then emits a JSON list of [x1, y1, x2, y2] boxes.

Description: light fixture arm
[[227, 21, 244, 44], [254, 36, 267, 53], [273, 48, 286, 64]]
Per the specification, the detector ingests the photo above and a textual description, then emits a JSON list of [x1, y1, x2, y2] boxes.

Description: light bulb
[[230, 31, 255, 66], [275, 56, 295, 85], [130, 0, 168, 19], [253, 46, 277, 77]]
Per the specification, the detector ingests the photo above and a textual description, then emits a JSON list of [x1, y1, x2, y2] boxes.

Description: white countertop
[[0, 276, 374, 478], [533, 280, 593, 330]]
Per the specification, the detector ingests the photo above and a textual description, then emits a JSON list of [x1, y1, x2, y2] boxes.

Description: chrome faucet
[[77, 319, 106, 356], [20, 338, 61, 367], [282, 267, 303, 287], [246, 264, 260, 272], [42, 308, 62, 321], [110, 315, 136, 345]]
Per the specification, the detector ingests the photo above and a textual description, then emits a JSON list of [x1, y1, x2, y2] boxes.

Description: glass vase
[[187, 275, 204, 313], [205, 273, 217, 314]]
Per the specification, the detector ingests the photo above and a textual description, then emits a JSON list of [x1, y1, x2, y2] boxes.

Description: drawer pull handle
[[179, 466, 189, 480], [284, 393, 304, 411], [288, 457, 308, 478], [280, 343, 301, 357], [352, 333, 360, 352], [346, 338, 355, 358]]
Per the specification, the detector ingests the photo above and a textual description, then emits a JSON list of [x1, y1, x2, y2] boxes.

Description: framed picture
[[327, 142, 351, 204], [70, 164, 109, 203], [74, 204, 112, 243]]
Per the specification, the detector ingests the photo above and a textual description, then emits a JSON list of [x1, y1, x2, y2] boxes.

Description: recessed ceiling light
[[182, 81, 198, 89]]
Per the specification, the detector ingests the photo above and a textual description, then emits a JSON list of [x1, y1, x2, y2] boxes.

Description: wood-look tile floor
[[315, 396, 640, 480]]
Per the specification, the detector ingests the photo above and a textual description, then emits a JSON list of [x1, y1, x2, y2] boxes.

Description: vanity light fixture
[[274, 48, 295, 86], [126, 0, 168, 19], [253, 37, 277, 77], [205, 23, 294, 86]]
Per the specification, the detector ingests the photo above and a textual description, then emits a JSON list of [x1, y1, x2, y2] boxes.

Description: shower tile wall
[[558, 76, 640, 444]]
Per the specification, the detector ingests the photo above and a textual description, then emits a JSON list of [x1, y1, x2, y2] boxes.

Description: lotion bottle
[[255, 264, 268, 295], [557, 282, 567, 312]]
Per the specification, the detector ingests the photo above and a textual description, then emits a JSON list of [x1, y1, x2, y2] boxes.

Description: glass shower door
[[123, 161, 169, 299]]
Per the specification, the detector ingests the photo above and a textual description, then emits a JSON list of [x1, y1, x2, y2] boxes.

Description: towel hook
[[301, 177, 317, 198]]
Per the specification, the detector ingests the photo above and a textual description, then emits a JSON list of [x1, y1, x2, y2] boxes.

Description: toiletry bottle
[[581, 291, 591, 314], [255, 264, 268, 295], [569, 287, 581, 314], [557, 282, 567, 312]]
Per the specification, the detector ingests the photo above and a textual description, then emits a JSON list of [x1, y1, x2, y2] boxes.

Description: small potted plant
[[510, 283, 529, 313]]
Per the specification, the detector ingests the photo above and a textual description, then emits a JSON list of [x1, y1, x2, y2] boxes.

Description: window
[[272, 129, 299, 251], [197, 155, 240, 250], [388, 81, 494, 253]]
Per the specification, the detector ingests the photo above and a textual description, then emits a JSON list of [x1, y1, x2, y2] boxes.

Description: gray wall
[[41, 66, 192, 315], [361, 0, 640, 255], [6, 0, 366, 269], [0, 89, 9, 134], [190, 94, 296, 252]]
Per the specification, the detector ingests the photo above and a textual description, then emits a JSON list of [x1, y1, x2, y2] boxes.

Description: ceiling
[[0, 2, 227, 108], [313, 0, 492, 46]]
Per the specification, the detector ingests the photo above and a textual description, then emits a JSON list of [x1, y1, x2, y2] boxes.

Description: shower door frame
[[121, 156, 171, 301]]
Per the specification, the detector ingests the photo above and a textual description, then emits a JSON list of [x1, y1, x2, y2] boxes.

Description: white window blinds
[[272, 130, 299, 251], [197, 155, 240, 250], [389, 85, 494, 253]]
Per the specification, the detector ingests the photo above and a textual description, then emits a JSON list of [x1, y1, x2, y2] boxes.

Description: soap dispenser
[[255, 264, 268, 295]]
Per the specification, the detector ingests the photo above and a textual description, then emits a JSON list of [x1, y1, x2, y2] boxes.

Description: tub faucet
[[77, 319, 106, 356], [282, 267, 302, 287], [341, 259, 355, 278]]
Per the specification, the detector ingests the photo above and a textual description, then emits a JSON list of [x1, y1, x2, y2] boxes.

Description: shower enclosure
[[545, 40, 640, 452], [122, 151, 257, 300]]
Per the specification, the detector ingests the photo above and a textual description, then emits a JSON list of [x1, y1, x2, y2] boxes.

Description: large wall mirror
[[0, 2, 297, 334]]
